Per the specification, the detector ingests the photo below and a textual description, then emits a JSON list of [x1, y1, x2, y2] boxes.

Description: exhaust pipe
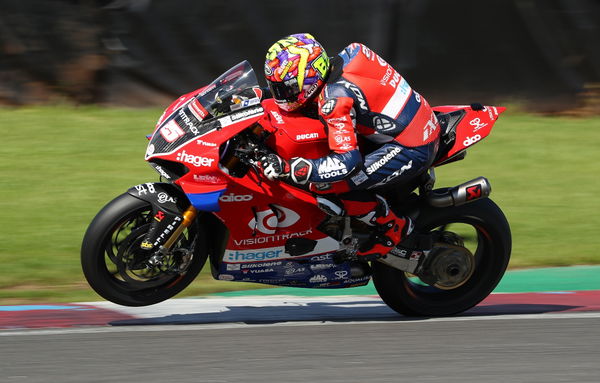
[[426, 177, 491, 208]]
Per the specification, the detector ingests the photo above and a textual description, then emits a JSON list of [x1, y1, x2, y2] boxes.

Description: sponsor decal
[[188, 99, 208, 121], [134, 183, 156, 196], [225, 248, 284, 262], [309, 275, 328, 283], [304, 82, 320, 98], [233, 229, 313, 246], [154, 211, 165, 222], [311, 254, 332, 262], [423, 113, 438, 141], [193, 174, 225, 184], [146, 144, 155, 157], [219, 107, 263, 127], [152, 164, 171, 179], [320, 99, 336, 115], [334, 270, 349, 279], [198, 84, 216, 97], [463, 134, 482, 147], [196, 139, 217, 147], [296, 133, 319, 140], [380, 66, 394, 86], [350, 170, 369, 186], [241, 261, 283, 269], [270, 110, 285, 124], [309, 263, 336, 271], [176, 150, 215, 167], [365, 147, 402, 175], [373, 115, 396, 132], [285, 266, 307, 276], [466, 184, 482, 200], [469, 117, 488, 132], [242, 268, 274, 274], [231, 97, 260, 111], [140, 241, 153, 249], [219, 193, 253, 202], [218, 274, 235, 281], [157, 192, 176, 204], [178, 108, 200, 135], [152, 216, 182, 247], [248, 205, 300, 234], [317, 157, 348, 179], [226, 263, 241, 271], [340, 81, 367, 111], [369, 160, 413, 188], [160, 120, 186, 142]]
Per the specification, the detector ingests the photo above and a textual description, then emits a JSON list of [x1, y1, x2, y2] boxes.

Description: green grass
[[0, 105, 598, 303]]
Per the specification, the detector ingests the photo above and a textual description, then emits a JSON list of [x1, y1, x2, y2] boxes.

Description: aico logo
[[219, 193, 253, 202], [463, 134, 482, 147], [296, 133, 319, 140], [176, 150, 214, 167]]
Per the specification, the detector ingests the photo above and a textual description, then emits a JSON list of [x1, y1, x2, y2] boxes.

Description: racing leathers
[[269, 43, 441, 259]]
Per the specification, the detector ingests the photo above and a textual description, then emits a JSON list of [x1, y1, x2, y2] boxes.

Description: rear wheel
[[372, 198, 511, 316], [81, 193, 208, 306]]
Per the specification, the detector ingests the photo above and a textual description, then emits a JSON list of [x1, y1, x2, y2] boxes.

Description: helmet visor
[[267, 78, 301, 103]]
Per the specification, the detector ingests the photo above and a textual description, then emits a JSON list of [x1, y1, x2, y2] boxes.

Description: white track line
[[2, 311, 600, 337]]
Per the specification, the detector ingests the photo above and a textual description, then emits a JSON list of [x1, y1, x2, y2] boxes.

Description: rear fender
[[433, 104, 506, 166]]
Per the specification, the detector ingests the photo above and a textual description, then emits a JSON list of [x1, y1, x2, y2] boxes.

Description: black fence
[[1, 0, 599, 110]]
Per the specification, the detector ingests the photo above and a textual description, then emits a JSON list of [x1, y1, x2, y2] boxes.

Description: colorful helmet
[[265, 33, 330, 112]]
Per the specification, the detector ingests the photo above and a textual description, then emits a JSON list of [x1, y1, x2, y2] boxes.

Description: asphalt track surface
[[1, 266, 599, 382]]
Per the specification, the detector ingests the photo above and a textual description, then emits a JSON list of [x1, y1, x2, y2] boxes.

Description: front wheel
[[81, 193, 208, 306], [372, 198, 511, 316]]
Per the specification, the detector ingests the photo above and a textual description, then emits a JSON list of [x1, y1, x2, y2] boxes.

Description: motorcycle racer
[[260, 33, 441, 259]]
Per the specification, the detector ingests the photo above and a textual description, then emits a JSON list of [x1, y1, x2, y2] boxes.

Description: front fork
[[161, 205, 198, 249]]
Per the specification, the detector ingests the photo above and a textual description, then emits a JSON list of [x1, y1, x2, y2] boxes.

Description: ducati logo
[[248, 205, 300, 234]]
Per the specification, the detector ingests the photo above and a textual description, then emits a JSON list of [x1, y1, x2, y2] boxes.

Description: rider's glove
[[260, 154, 289, 181]]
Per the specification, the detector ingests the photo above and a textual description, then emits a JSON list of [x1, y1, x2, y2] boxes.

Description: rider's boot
[[355, 196, 413, 260]]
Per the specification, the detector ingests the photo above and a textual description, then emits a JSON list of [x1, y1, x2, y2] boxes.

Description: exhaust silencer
[[426, 177, 491, 208]]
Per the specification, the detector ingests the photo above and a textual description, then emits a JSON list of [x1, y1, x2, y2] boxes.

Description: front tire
[[372, 198, 511, 316], [81, 193, 208, 306]]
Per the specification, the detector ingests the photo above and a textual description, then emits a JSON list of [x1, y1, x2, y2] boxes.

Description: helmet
[[265, 33, 330, 112]]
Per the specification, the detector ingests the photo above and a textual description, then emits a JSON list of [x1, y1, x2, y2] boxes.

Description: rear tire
[[372, 198, 511, 316], [81, 193, 208, 306]]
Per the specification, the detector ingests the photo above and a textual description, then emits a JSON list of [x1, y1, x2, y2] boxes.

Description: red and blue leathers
[[289, 43, 440, 193]]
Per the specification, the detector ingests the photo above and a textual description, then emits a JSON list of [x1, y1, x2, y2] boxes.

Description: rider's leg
[[316, 191, 412, 259]]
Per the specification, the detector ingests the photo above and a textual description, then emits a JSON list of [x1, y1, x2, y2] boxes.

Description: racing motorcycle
[[81, 61, 511, 316]]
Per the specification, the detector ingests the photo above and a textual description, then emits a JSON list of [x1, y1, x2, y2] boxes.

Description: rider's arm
[[289, 96, 362, 184]]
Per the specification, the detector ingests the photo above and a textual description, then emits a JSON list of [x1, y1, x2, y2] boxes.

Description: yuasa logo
[[219, 193, 253, 202], [248, 205, 300, 234], [176, 150, 214, 167], [463, 134, 482, 147]]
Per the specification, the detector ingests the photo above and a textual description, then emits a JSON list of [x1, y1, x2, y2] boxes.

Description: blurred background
[[1, 0, 599, 303], [1, 0, 599, 111]]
